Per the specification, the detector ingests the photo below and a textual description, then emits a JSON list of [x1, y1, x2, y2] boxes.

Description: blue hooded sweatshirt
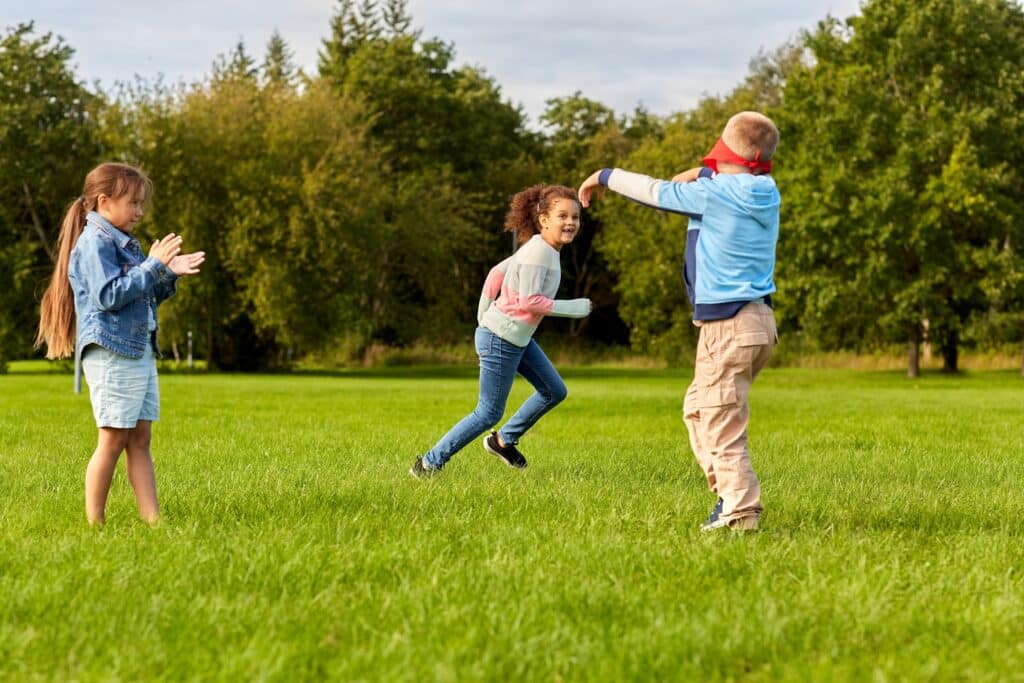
[[599, 167, 780, 321]]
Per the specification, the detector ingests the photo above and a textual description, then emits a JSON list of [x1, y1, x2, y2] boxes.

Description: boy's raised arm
[[578, 167, 707, 218]]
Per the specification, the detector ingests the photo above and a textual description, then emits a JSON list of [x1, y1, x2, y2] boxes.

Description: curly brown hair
[[503, 184, 579, 245]]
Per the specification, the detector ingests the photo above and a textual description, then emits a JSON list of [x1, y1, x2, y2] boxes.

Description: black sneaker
[[483, 431, 528, 469], [409, 457, 439, 479]]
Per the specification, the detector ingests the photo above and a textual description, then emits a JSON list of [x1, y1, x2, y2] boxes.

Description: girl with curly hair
[[410, 184, 591, 477]]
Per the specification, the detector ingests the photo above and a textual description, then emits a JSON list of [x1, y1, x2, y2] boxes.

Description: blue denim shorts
[[81, 343, 160, 428]]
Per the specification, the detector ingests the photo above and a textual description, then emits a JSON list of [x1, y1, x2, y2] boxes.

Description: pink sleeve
[[520, 294, 555, 314], [481, 265, 505, 299]]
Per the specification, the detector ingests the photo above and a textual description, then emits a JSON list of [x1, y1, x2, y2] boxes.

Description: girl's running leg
[[499, 339, 567, 445], [423, 328, 523, 469]]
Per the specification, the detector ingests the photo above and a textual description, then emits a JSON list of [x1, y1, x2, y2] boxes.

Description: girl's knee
[[126, 434, 152, 452], [126, 424, 152, 451], [99, 428, 130, 452], [476, 405, 505, 427], [548, 382, 568, 405]]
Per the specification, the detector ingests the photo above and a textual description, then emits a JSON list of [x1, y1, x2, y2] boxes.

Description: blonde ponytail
[[35, 197, 87, 359]]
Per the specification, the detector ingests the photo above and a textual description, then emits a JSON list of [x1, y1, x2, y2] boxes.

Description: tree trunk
[[22, 181, 56, 263], [907, 328, 920, 378], [941, 331, 959, 373]]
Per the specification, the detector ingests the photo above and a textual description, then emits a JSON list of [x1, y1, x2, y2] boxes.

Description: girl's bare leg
[[86, 428, 129, 524], [125, 420, 159, 523]]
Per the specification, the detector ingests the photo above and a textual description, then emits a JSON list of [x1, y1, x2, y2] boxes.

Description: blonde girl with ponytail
[[36, 162, 205, 524]]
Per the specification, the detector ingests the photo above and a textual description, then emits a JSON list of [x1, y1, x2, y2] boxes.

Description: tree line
[[2, 0, 1022, 376]]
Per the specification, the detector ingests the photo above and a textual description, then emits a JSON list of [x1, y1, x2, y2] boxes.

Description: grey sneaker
[[409, 457, 440, 479], [701, 511, 760, 533], [483, 431, 527, 469], [702, 497, 724, 528]]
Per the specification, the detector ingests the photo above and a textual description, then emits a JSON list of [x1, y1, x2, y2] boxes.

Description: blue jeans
[[423, 327, 568, 468]]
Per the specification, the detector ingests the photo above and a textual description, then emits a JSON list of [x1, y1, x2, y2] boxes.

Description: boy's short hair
[[722, 112, 779, 162]]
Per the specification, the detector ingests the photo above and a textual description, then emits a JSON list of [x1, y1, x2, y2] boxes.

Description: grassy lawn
[[1, 364, 1022, 681]]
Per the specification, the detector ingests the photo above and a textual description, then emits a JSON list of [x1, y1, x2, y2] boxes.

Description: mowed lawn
[[1, 362, 1022, 681]]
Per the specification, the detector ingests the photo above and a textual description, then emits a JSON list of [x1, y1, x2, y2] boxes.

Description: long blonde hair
[[35, 163, 153, 359]]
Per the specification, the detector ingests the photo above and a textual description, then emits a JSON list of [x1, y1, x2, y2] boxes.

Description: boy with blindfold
[[577, 111, 780, 532]]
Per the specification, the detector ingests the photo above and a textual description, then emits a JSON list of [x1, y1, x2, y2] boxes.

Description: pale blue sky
[[1, 1, 862, 127]]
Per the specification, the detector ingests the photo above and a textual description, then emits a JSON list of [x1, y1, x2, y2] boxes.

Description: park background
[[1, 0, 1023, 376], [4, 2, 1024, 681]]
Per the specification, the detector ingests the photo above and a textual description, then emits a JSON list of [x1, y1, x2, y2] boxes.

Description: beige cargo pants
[[683, 302, 777, 524]]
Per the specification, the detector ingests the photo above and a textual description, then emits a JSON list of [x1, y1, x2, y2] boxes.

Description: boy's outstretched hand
[[168, 251, 205, 276], [671, 167, 703, 183], [577, 170, 605, 208]]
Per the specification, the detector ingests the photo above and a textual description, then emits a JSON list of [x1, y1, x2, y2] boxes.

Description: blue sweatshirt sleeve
[[602, 168, 707, 219]]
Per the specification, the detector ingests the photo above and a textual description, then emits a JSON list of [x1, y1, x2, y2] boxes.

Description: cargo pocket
[[734, 311, 772, 347], [691, 381, 738, 409], [736, 305, 777, 346], [735, 331, 771, 347]]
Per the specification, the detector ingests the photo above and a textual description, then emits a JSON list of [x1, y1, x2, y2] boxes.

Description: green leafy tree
[[540, 93, 647, 343], [317, 0, 538, 346], [105, 27, 497, 366], [103, 42, 269, 369], [222, 80, 474, 357], [0, 23, 101, 370], [776, 0, 1024, 375], [213, 41, 258, 84], [262, 30, 297, 88], [382, 0, 413, 35]]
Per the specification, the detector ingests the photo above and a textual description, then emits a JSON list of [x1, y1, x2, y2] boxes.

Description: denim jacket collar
[[86, 211, 136, 250]]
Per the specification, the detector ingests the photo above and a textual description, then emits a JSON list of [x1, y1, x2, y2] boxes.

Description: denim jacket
[[69, 212, 178, 393]]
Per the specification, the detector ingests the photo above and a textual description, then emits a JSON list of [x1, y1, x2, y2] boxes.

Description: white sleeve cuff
[[550, 298, 590, 318]]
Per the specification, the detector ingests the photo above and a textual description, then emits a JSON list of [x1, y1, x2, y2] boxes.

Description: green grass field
[[2, 363, 1023, 681]]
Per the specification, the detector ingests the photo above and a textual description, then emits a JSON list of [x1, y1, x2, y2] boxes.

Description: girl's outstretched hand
[[168, 251, 205, 276], [150, 234, 183, 265]]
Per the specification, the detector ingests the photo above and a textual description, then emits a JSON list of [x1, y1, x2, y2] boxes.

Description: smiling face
[[96, 190, 145, 233], [538, 197, 581, 250]]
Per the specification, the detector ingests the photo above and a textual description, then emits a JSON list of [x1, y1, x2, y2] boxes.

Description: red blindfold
[[702, 137, 772, 174]]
